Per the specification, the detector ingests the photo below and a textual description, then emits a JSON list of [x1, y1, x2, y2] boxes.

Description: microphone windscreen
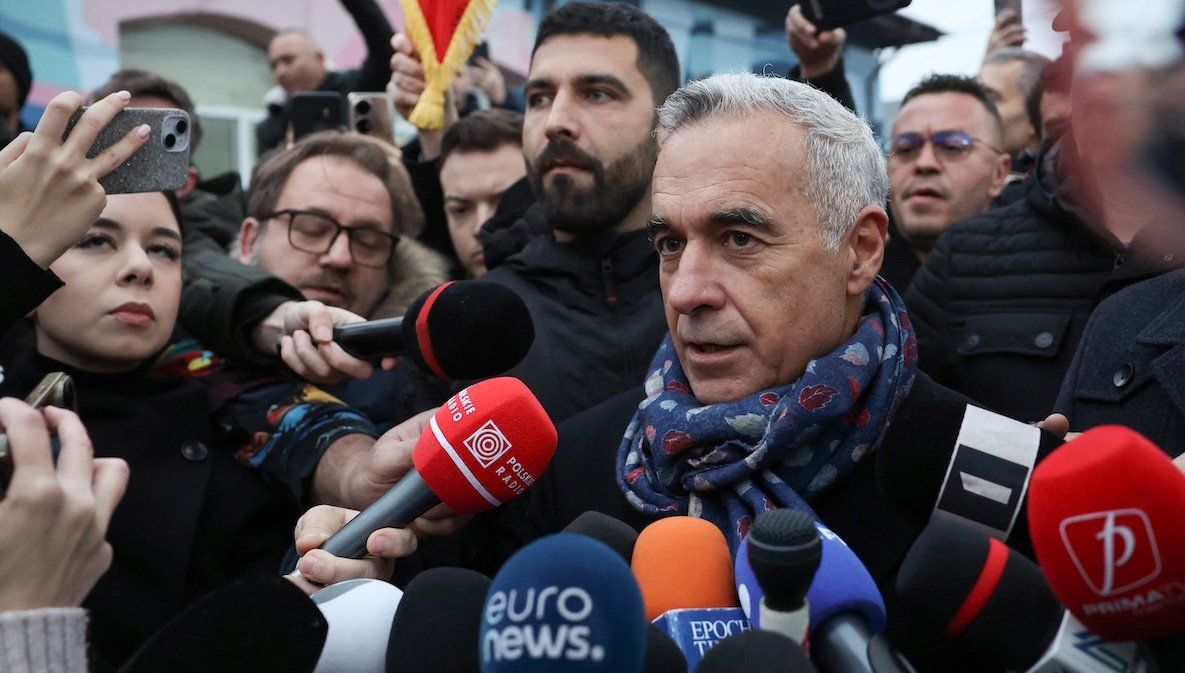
[[311, 579, 404, 673], [747, 510, 821, 610], [387, 567, 490, 673], [895, 518, 1063, 671], [404, 281, 534, 380], [695, 630, 817, 673], [117, 575, 327, 673], [1028, 425, 1185, 640], [481, 534, 647, 673], [631, 517, 739, 621], [414, 377, 557, 515], [805, 523, 886, 635], [643, 624, 687, 673], [563, 511, 639, 563]]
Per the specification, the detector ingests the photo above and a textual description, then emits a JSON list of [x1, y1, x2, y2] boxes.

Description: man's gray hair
[[656, 73, 888, 250], [983, 48, 1051, 103]]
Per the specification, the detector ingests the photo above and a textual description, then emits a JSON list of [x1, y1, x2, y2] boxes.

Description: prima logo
[[483, 586, 605, 663], [1061, 509, 1162, 597], [465, 419, 512, 468]]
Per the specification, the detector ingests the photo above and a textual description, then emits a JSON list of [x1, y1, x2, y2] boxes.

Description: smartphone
[[994, 0, 1023, 21], [0, 372, 77, 500], [800, 0, 913, 30], [347, 92, 397, 145], [291, 92, 346, 141], [63, 107, 190, 194]]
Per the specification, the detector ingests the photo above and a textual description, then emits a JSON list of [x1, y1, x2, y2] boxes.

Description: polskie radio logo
[[465, 419, 513, 468], [483, 586, 606, 663], [1061, 509, 1161, 597]]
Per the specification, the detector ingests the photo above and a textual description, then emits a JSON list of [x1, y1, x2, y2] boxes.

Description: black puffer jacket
[[477, 211, 667, 423], [905, 138, 1173, 421]]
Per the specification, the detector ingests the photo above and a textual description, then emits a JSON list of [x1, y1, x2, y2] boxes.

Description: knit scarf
[[616, 277, 918, 552]]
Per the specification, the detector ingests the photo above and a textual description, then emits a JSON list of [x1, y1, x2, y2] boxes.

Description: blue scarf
[[616, 277, 918, 552]]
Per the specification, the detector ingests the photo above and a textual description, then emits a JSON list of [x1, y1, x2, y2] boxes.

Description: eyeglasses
[[265, 209, 399, 268], [888, 130, 1003, 163]]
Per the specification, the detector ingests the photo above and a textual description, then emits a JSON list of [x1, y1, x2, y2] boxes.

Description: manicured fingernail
[[117, 90, 131, 101], [136, 124, 150, 138]]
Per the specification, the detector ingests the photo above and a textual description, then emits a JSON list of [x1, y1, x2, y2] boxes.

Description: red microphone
[[321, 377, 557, 558], [1027, 425, 1185, 640]]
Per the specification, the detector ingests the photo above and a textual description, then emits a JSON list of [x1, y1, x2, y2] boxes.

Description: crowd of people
[[0, 0, 1183, 671]]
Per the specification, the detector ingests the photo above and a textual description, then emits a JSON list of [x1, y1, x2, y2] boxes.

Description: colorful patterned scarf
[[616, 277, 918, 552]]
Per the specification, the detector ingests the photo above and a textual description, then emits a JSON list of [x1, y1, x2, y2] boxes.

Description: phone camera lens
[[357, 119, 372, 134], [176, 119, 188, 134], [355, 100, 371, 114], [164, 134, 176, 149]]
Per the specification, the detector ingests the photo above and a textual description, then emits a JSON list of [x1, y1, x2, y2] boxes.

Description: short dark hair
[[89, 69, 204, 152], [439, 109, 523, 167], [901, 74, 1005, 140], [532, 2, 680, 107], [247, 131, 424, 239]]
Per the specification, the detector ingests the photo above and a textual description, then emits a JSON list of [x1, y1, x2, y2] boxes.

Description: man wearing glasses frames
[[887, 74, 1011, 260]]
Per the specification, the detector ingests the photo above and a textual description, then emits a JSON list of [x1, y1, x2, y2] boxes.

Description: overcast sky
[[880, 0, 1067, 102]]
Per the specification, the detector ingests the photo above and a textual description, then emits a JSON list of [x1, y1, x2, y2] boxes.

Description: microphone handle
[[332, 317, 405, 359], [814, 614, 917, 673], [320, 470, 440, 559]]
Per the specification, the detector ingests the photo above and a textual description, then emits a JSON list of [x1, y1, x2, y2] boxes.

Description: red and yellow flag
[[400, 0, 497, 129]]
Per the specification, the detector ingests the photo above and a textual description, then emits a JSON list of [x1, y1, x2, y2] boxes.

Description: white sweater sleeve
[[0, 608, 89, 673]]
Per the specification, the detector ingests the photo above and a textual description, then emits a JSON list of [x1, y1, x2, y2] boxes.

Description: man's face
[[269, 33, 326, 98], [888, 92, 1010, 253], [0, 65, 19, 133], [440, 143, 526, 277], [979, 60, 1038, 157], [522, 34, 658, 236], [650, 115, 868, 405], [239, 156, 393, 316]]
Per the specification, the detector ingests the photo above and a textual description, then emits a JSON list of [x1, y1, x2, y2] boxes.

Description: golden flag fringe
[[399, 0, 497, 130]]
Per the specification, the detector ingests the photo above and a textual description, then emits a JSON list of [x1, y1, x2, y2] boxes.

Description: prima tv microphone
[[1028, 425, 1185, 641], [332, 280, 534, 379], [631, 517, 744, 671], [481, 534, 648, 673], [745, 509, 821, 648], [876, 402, 1062, 549], [896, 517, 1148, 673], [386, 567, 491, 673], [563, 511, 639, 563], [320, 377, 556, 559]]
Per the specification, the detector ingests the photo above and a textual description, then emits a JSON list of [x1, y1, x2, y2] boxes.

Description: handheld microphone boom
[[332, 280, 534, 379], [321, 377, 556, 559]]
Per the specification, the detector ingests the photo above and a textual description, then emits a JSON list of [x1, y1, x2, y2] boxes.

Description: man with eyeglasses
[[887, 74, 1011, 260]]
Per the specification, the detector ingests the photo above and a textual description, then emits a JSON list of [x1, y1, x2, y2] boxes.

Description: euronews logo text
[[483, 586, 606, 662]]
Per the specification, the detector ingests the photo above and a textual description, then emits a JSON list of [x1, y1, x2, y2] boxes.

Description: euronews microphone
[[1028, 426, 1185, 641], [332, 280, 534, 379], [321, 377, 556, 559], [387, 567, 491, 673], [896, 517, 1149, 673], [744, 509, 821, 648], [631, 517, 745, 671], [480, 534, 648, 673]]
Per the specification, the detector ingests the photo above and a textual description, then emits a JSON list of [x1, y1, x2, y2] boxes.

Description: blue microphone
[[480, 534, 648, 673]]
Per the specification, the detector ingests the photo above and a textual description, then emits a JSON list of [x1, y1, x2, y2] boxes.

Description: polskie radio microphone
[[876, 402, 1061, 548], [387, 567, 490, 673], [1028, 425, 1185, 641], [480, 534, 648, 673], [563, 511, 639, 563], [632, 517, 745, 671], [310, 579, 403, 673], [117, 575, 327, 673], [332, 280, 534, 379], [696, 631, 819, 673], [745, 510, 822, 648], [896, 517, 1147, 673], [321, 377, 556, 559]]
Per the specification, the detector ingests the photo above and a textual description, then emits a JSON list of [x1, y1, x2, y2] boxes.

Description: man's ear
[[845, 205, 889, 298], [987, 152, 1012, 198], [237, 218, 261, 263], [175, 167, 200, 198]]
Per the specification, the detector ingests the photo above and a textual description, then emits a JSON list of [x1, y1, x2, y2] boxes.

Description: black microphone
[[747, 509, 821, 647], [696, 630, 819, 673], [116, 575, 327, 673], [563, 511, 640, 562], [386, 567, 490, 673], [645, 623, 690, 673], [875, 401, 1062, 551], [332, 280, 534, 379]]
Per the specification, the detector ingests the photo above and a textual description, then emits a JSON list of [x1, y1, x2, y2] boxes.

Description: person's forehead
[[440, 144, 525, 193], [893, 92, 995, 135], [278, 156, 393, 226], [529, 34, 646, 87], [270, 33, 311, 56], [101, 192, 180, 235], [979, 60, 1025, 92]]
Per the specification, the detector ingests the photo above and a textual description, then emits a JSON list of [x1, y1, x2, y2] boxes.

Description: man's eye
[[655, 237, 682, 255], [727, 231, 753, 248], [587, 89, 612, 103], [526, 93, 552, 108]]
